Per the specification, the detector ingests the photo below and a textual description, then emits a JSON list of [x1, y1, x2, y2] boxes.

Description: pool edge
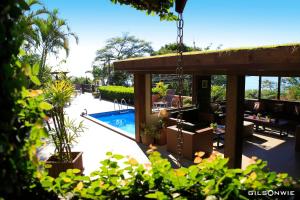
[[82, 114, 136, 142]]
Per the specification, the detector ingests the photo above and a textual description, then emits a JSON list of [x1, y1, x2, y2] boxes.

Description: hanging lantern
[[175, 0, 187, 13]]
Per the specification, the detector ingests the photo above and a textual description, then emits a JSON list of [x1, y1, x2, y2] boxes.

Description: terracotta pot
[[152, 94, 160, 103], [156, 128, 167, 145], [46, 152, 84, 178], [141, 135, 154, 145]]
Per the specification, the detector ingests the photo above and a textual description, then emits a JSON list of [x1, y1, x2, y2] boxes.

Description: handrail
[[113, 99, 120, 111], [120, 98, 128, 112]]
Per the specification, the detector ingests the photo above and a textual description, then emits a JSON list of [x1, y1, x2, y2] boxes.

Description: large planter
[[156, 128, 167, 145], [46, 152, 84, 178], [141, 135, 154, 146]]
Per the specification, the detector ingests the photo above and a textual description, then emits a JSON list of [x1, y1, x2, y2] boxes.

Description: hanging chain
[[176, 13, 184, 167]]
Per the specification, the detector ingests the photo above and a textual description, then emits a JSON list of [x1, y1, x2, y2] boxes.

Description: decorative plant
[[210, 122, 218, 130], [41, 149, 298, 199], [44, 79, 84, 162], [141, 122, 161, 139], [154, 81, 169, 99]]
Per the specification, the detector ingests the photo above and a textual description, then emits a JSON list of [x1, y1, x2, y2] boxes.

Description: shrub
[[183, 97, 192, 106], [41, 150, 298, 199], [211, 85, 226, 102], [99, 86, 134, 104]]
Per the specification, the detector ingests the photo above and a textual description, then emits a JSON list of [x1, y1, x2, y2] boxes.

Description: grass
[[116, 43, 300, 62]]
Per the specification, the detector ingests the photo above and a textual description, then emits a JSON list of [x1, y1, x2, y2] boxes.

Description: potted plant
[[140, 123, 160, 145], [156, 109, 169, 145], [44, 79, 85, 177], [155, 81, 169, 102], [210, 123, 218, 132]]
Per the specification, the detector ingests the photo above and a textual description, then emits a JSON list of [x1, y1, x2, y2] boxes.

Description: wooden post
[[295, 125, 300, 152], [224, 75, 245, 168], [192, 75, 211, 112], [277, 76, 281, 100], [258, 76, 262, 100], [134, 74, 147, 142]]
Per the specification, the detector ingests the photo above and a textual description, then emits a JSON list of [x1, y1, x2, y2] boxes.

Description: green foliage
[[153, 42, 202, 55], [245, 89, 258, 99], [261, 89, 277, 100], [154, 81, 169, 98], [71, 76, 92, 85], [24, 7, 78, 80], [141, 121, 161, 139], [41, 151, 297, 199], [94, 33, 153, 86], [0, 1, 57, 198], [211, 75, 226, 86], [99, 85, 134, 103], [183, 97, 192, 106], [110, 0, 177, 21], [44, 79, 85, 162], [211, 85, 226, 102]]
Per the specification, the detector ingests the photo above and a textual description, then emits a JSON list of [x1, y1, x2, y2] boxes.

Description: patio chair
[[165, 89, 175, 107]]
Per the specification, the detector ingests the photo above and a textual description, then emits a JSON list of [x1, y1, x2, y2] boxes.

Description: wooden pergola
[[114, 44, 300, 168]]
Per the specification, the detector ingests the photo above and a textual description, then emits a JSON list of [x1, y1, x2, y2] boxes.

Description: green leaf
[[39, 102, 53, 110], [113, 154, 124, 160], [72, 169, 81, 174], [41, 180, 53, 188], [30, 75, 41, 86], [32, 63, 40, 76]]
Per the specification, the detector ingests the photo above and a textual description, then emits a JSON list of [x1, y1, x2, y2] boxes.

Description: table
[[213, 125, 225, 148], [153, 101, 167, 110], [244, 115, 289, 136]]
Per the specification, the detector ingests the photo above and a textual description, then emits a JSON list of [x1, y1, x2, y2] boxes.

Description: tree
[[262, 79, 276, 91], [110, 0, 176, 21], [94, 33, 153, 85], [26, 8, 78, 80]]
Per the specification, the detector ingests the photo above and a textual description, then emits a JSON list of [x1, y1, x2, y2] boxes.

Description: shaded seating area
[[244, 99, 300, 133], [115, 44, 300, 169]]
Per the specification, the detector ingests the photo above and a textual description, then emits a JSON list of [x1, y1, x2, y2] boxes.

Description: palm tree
[[29, 9, 78, 79]]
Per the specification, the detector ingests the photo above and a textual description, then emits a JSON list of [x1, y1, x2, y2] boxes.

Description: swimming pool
[[88, 109, 135, 138]]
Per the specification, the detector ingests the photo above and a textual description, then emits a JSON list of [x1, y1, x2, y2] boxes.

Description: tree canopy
[[93, 33, 153, 85], [110, 0, 177, 20]]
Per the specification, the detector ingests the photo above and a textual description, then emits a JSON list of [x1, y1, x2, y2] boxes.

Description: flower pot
[[46, 152, 84, 178], [156, 128, 167, 145], [141, 135, 154, 146]]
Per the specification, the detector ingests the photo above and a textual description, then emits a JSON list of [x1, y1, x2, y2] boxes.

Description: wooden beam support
[[258, 76, 262, 100], [134, 74, 147, 142], [277, 76, 281, 100], [224, 75, 245, 168]]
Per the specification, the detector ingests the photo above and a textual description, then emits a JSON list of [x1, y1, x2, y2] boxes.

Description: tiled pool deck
[[40, 93, 300, 178]]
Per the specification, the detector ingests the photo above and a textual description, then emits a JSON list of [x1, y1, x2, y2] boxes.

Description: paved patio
[[40, 93, 300, 179], [39, 93, 149, 175]]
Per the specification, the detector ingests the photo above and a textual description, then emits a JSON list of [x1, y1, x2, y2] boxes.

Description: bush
[[99, 86, 134, 104], [211, 85, 226, 102], [183, 97, 192, 106], [41, 150, 298, 199]]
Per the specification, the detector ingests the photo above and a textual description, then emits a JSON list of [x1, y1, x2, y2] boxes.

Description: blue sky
[[43, 0, 300, 77]]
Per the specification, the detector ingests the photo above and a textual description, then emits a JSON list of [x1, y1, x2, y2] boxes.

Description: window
[[280, 77, 300, 102], [245, 76, 259, 99], [151, 74, 193, 111], [211, 75, 226, 102], [261, 76, 278, 100]]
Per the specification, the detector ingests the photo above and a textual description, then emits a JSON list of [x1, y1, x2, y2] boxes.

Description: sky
[[42, 0, 300, 77]]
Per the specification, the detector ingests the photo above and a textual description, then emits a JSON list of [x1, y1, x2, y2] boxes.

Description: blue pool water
[[89, 109, 135, 137]]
